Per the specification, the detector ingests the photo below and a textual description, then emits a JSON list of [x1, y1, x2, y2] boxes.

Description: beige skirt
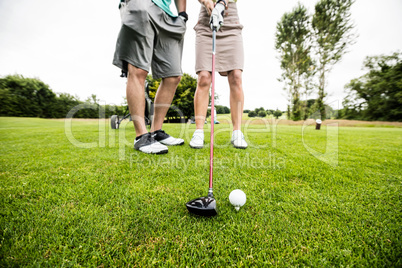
[[194, 3, 244, 76]]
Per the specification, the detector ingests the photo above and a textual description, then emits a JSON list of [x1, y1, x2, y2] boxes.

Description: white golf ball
[[229, 189, 246, 211]]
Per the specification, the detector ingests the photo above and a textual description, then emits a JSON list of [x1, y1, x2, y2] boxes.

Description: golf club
[[186, 28, 218, 217]]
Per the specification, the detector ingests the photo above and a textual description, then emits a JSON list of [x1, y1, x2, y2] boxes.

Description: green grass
[[0, 117, 401, 267]]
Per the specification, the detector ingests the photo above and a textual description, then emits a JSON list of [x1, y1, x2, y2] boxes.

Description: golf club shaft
[[209, 29, 216, 191]]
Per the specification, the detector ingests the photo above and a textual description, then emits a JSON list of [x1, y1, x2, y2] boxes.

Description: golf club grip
[[209, 29, 216, 190]]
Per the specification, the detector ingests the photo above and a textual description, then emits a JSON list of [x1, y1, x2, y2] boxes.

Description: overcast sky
[[0, 0, 401, 111]]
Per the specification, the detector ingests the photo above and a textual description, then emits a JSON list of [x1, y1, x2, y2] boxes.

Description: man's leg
[[151, 76, 185, 146], [151, 76, 181, 132], [127, 64, 148, 136], [228, 70, 244, 131], [126, 64, 168, 154]]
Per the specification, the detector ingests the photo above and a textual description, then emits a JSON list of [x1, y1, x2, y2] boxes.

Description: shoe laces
[[155, 129, 166, 135], [192, 131, 204, 141], [233, 131, 244, 140], [147, 132, 157, 143], [153, 129, 170, 139]]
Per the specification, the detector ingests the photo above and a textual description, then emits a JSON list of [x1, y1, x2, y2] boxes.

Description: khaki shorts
[[194, 3, 244, 76], [113, 0, 187, 79]]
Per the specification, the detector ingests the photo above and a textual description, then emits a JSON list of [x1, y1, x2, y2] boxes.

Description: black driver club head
[[186, 196, 217, 217]]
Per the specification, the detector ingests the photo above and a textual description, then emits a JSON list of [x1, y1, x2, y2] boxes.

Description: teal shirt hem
[[152, 0, 177, 17]]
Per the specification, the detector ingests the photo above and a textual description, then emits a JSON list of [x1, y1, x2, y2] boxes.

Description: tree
[[248, 110, 257, 118], [273, 109, 283, 119], [0, 88, 19, 116], [276, 3, 314, 121], [172, 73, 197, 121], [216, 105, 230, 114], [255, 107, 265, 114], [312, 0, 356, 120], [287, 105, 291, 119], [340, 52, 402, 121], [258, 110, 267, 117], [216, 105, 224, 114], [298, 98, 316, 119], [147, 73, 197, 121], [0, 75, 57, 118], [53, 93, 80, 118]]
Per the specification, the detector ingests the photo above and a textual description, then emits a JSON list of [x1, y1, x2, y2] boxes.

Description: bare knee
[[163, 76, 182, 86], [127, 64, 147, 83], [197, 71, 212, 89], [228, 70, 243, 89]]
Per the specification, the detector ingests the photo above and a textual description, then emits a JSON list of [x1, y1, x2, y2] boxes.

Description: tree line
[[0, 73, 203, 120], [2, 54, 400, 122], [245, 108, 284, 119], [0, 74, 126, 119]]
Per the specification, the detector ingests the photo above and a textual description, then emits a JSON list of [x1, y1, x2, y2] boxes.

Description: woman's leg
[[227, 69, 244, 131], [194, 71, 212, 129]]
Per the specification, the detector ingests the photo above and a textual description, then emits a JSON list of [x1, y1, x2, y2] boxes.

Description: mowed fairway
[[0, 117, 401, 267]]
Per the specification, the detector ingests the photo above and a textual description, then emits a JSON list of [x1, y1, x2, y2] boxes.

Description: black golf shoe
[[152, 130, 184, 146], [134, 133, 168, 154]]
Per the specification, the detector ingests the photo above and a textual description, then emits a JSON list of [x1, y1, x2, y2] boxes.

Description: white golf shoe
[[190, 129, 204, 149], [152, 130, 184, 146], [231, 130, 248, 149]]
